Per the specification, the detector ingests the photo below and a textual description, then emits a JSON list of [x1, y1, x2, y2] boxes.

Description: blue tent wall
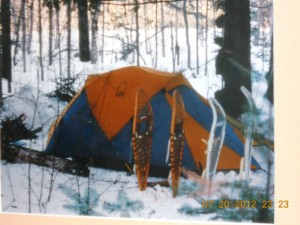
[[173, 86, 259, 167], [46, 90, 113, 158], [111, 89, 197, 170], [174, 86, 244, 153]]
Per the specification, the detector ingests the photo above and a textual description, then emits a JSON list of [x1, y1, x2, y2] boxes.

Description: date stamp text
[[200, 200, 289, 209]]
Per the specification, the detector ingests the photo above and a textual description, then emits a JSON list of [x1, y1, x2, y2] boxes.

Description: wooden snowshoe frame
[[169, 90, 185, 197], [132, 89, 153, 191]]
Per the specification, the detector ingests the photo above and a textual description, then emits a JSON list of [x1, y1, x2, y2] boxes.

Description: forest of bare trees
[[0, 0, 273, 118]]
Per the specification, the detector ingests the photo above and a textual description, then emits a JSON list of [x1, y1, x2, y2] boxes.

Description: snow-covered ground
[[1, 161, 272, 221], [1, 8, 273, 222]]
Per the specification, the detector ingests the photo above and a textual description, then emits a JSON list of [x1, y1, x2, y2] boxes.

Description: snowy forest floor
[[1, 160, 273, 222]]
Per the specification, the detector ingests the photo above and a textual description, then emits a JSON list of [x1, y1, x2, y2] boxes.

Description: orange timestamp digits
[[235, 200, 257, 208], [262, 200, 289, 208], [278, 200, 289, 208], [219, 200, 257, 209], [200, 200, 289, 209]]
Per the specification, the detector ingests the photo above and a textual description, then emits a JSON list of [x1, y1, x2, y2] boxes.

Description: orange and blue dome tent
[[46, 66, 259, 174]]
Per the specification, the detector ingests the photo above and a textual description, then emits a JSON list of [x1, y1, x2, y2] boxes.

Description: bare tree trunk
[[143, 0, 149, 54], [266, 35, 273, 104], [67, 0, 71, 77], [170, 23, 175, 72], [155, 1, 158, 67], [212, 0, 216, 37], [183, 0, 191, 69], [101, 4, 105, 63], [134, 0, 140, 66], [28, 155, 32, 213], [48, 0, 53, 66], [0, 22, 2, 106], [54, 0, 62, 78], [1, 0, 12, 92], [13, 0, 24, 66], [38, 0, 44, 80], [160, 0, 165, 58], [0, 77, 2, 107], [130, 11, 135, 63], [205, 0, 208, 77], [78, 0, 90, 62], [205, 0, 209, 97], [27, 0, 34, 54], [91, 1, 101, 64], [175, 2, 179, 66], [21, 0, 26, 72], [196, 0, 199, 74]]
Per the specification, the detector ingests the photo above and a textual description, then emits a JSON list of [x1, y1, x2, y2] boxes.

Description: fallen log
[[1, 144, 89, 177]]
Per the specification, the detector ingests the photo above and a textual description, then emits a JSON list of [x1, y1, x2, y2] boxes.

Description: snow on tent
[[46, 66, 259, 176]]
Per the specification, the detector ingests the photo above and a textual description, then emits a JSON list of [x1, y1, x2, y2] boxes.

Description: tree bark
[[67, 0, 71, 77], [27, 0, 34, 54], [91, 0, 101, 64], [101, 3, 105, 63], [183, 0, 191, 69], [13, 0, 23, 66], [143, 0, 150, 54], [196, 0, 199, 74], [215, 0, 251, 118], [170, 23, 175, 72], [77, 0, 90, 62], [38, 0, 44, 80], [2, 144, 89, 177], [48, 0, 53, 66], [175, 2, 179, 66], [21, 0, 26, 72], [160, 0, 165, 58], [134, 0, 140, 66], [54, 0, 62, 78], [205, 0, 209, 96], [0, 19, 2, 106], [266, 35, 273, 104], [1, 0, 12, 92], [205, 0, 208, 76], [155, 1, 158, 67]]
